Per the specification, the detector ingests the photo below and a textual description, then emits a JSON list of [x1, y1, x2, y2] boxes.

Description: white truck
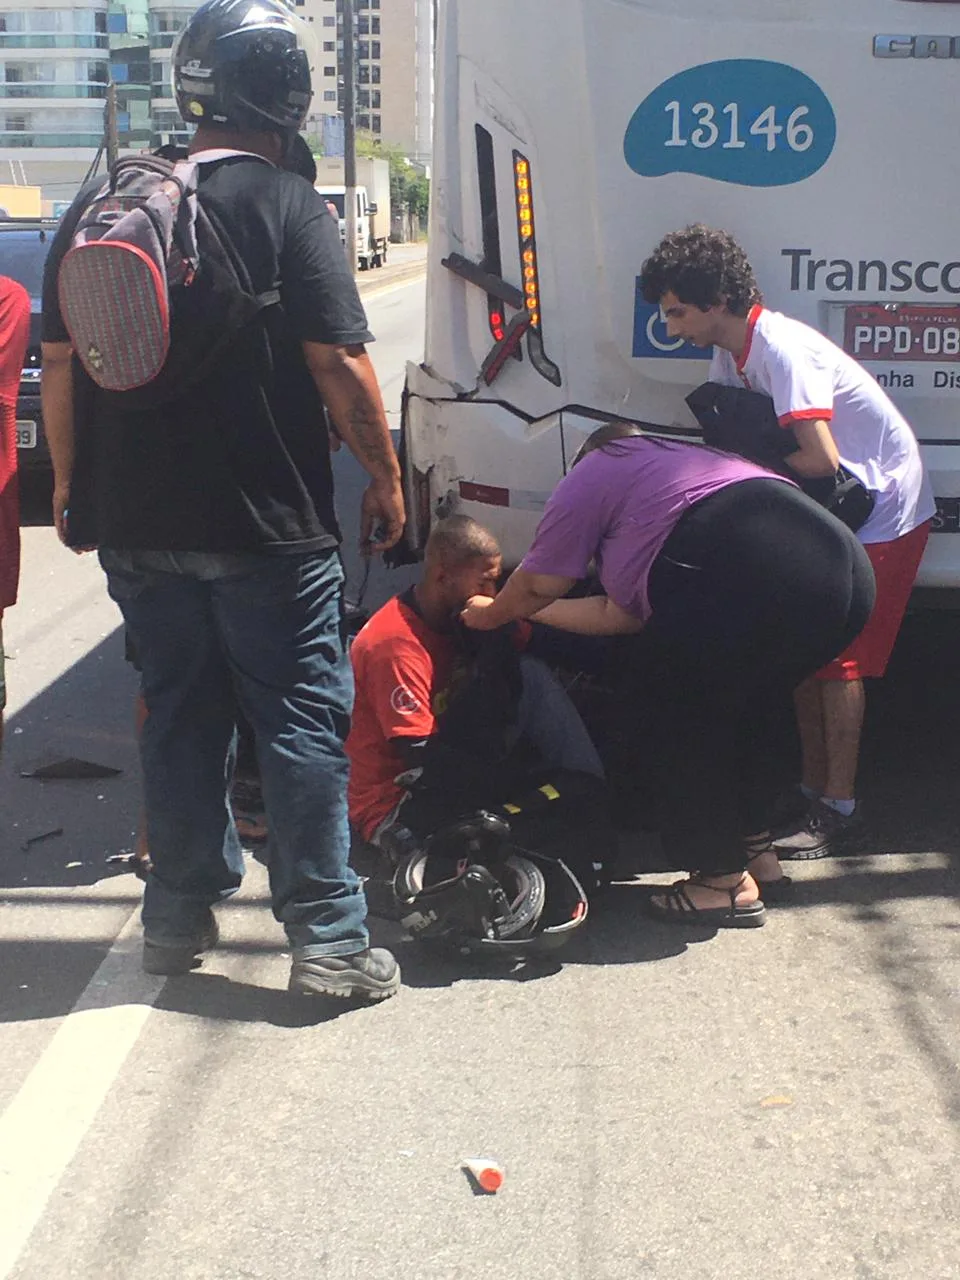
[[315, 156, 391, 271], [401, 0, 960, 589]]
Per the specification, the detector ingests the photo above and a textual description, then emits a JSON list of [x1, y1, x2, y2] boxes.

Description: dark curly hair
[[639, 224, 762, 316]]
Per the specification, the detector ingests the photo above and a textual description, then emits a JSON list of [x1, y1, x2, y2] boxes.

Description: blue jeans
[[101, 547, 368, 958], [515, 656, 604, 780]]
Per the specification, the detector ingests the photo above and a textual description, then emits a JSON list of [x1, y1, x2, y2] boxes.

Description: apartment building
[[299, 0, 433, 166], [299, 0, 342, 152], [0, 0, 190, 196], [0, 0, 432, 200], [369, 0, 432, 166]]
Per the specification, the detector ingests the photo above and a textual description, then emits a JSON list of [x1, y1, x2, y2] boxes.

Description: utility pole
[[342, 0, 357, 275], [105, 81, 119, 170]]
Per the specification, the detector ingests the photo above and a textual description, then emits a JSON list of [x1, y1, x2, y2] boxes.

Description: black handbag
[[685, 381, 877, 533]]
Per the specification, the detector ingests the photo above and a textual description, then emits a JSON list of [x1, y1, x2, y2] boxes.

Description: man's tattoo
[[345, 396, 395, 475]]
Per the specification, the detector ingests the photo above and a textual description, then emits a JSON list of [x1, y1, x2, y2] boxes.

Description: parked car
[[0, 218, 58, 472]]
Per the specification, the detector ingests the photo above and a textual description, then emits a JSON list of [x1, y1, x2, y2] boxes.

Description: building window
[[323, 89, 336, 101], [323, 41, 334, 51], [372, 113, 380, 134], [0, 10, 107, 35], [0, 57, 110, 98], [370, 40, 380, 59], [370, 90, 380, 109], [323, 64, 336, 76], [370, 17, 380, 34], [357, 112, 369, 130], [322, 16, 336, 26]]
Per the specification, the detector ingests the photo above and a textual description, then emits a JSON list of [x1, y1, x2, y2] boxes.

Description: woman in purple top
[[462, 425, 875, 929]]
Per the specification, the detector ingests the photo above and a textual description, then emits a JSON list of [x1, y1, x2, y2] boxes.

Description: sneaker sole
[[288, 966, 401, 1001], [776, 834, 868, 862], [775, 846, 832, 862]]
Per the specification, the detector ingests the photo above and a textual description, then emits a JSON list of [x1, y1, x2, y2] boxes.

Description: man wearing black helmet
[[40, 0, 403, 1000]]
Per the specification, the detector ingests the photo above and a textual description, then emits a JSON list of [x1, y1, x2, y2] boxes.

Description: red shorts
[[816, 520, 931, 682]]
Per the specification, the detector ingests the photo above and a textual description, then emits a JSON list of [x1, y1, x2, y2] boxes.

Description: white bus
[[400, 0, 960, 584]]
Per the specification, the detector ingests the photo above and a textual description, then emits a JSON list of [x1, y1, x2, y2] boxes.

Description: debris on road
[[462, 1158, 504, 1194], [759, 1095, 795, 1110], [105, 850, 153, 881], [20, 757, 123, 780], [20, 826, 64, 852]]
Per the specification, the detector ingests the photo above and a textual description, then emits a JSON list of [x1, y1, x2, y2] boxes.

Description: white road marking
[[0, 908, 162, 1278]]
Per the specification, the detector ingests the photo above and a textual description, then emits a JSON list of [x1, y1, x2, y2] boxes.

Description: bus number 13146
[[664, 101, 814, 152]]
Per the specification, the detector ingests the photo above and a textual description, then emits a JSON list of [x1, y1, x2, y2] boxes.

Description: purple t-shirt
[[521, 438, 787, 623]]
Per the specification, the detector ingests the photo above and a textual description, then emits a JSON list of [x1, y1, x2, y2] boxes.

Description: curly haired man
[[640, 224, 933, 860]]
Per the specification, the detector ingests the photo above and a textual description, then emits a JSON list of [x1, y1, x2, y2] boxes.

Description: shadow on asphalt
[[1, 628, 139, 889], [3, 584, 960, 1025], [154, 970, 377, 1029], [8, 478, 136, 891]]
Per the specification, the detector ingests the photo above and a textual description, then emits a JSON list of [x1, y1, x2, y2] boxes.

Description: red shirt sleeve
[[0, 278, 29, 406], [0, 278, 28, 608], [365, 635, 442, 742]]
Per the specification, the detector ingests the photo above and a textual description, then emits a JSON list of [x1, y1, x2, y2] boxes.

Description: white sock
[[822, 796, 856, 818]]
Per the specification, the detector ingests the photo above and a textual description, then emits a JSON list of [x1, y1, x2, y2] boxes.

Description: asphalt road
[[4, 275, 960, 1279]]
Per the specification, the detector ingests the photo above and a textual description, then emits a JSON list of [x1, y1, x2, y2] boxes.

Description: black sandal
[[646, 877, 767, 929], [745, 838, 793, 903]]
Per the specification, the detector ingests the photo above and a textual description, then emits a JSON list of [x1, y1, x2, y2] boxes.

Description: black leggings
[[620, 479, 876, 874]]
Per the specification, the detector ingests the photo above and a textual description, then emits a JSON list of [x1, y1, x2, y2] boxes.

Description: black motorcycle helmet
[[173, 0, 316, 138], [392, 813, 590, 958]]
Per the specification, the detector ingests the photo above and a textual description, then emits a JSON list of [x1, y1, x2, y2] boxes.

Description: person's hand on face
[[460, 595, 499, 630]]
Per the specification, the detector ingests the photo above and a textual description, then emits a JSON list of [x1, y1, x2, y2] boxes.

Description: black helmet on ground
[[392, 812, 590, 957], [173, 0, 316, 138]]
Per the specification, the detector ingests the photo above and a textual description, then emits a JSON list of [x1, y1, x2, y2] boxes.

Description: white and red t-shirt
[[709, 305, 934, 544]]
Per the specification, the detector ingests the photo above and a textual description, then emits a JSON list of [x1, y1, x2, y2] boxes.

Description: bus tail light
[[513, 151, 561, 386]]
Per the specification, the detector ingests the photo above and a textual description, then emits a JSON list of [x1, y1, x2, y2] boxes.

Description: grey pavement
[[355, 240, 428, 302], [3, 277, 960, 1279]]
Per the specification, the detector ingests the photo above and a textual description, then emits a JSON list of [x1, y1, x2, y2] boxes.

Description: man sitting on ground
[[347, 516, 612, 897]]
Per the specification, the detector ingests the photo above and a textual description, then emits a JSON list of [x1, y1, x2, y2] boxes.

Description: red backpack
[[57, 153, 280, 403]]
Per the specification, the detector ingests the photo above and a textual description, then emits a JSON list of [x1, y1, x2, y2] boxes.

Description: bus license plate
[[16, 420, 36, 448], [844, 304, 960, 363]]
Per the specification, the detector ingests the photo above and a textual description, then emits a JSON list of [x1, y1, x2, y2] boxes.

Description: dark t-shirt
[[42, 153, 374, 553]]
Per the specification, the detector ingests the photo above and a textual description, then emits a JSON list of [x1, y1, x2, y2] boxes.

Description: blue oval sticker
[[624, 59, 836, 188]]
